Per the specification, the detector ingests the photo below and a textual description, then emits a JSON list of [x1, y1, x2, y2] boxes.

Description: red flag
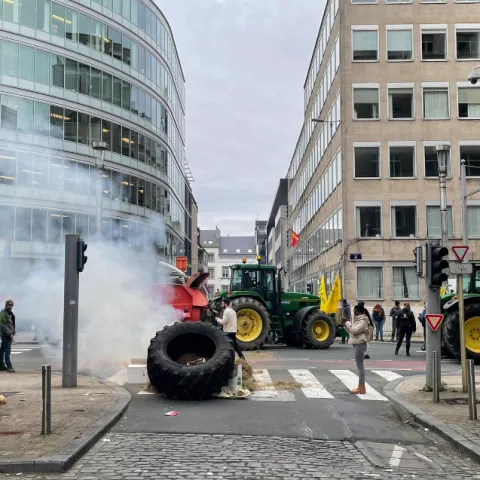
[[291, 231, 299, 247]]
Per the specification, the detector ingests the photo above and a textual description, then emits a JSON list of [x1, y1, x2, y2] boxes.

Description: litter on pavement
[[164, 411, 179, 416]]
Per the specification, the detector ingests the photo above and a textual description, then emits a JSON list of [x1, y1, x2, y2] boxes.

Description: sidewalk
[[0, 372, 130, 474], [384, 373, 480, 462]]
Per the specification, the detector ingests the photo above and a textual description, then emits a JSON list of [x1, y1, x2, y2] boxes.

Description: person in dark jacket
[[395, 302, 416, 356], [372, 304, 386, 341], [0, 299, 16, 373], [390, 301, 402, 342], [340, 299, 351, 344]]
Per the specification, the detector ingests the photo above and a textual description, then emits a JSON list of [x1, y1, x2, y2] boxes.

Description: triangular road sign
[[425, 314, 444, 332], [452, 245, 469, 263]]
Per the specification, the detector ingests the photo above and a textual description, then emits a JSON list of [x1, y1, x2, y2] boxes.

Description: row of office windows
[[352, 0, 480, 6], [289, 94, 341, 211], [0, 93, 185, 199], [352, 24, 480, 63], [288, 40, 340, 184], [0, 40, 171, 134], [0, 0, 184, 127], [353, 142, 480, 178], [293, 150, 342, 235], [291, 208, 343, 272], [304, 0, 339, 108], [0, 149, 186, 227]]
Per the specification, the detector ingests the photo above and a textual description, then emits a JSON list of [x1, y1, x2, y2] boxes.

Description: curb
[[0, 380, 131, 474], [383, 375, 480, 463]]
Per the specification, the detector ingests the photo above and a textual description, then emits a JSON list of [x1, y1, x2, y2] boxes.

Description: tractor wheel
[[301, 311, 336, 349], [231, 297, 270, 350], [442, 303, 480, 364], [147, 321, 234, 400]]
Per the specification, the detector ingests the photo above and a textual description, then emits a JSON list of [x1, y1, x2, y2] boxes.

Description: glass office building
[[0, 0, 192, 276]]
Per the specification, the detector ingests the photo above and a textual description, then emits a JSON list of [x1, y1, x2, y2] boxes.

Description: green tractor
[[441, 263, 480, 362], [208, 262, 340, 351]]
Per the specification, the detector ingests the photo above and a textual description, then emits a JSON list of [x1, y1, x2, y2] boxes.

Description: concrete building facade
[[286, 0, 480, 313]]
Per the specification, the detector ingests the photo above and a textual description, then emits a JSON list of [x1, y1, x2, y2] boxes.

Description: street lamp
[[92, 141, 109, 242], [436, 144, 450, 247]]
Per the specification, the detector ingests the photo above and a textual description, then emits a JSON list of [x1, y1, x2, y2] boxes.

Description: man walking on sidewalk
[[390, 301, 402, 342], [215, 298, 246, 360], [0, 299, 16, 373], [395, 302, 416, 356]]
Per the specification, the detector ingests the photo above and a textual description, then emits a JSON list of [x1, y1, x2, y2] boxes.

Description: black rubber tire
[[231, 297, 270, 351], [147, 321, 235, 400], [301, 311, 336, 349], [442, 303, 480, 364]]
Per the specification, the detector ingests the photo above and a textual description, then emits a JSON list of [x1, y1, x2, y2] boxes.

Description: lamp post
[[435, 144, 450, 247], [92, 141, 108, 242]]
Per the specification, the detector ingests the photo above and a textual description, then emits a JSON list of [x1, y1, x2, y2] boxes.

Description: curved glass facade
[[0, 0, 191, 273]]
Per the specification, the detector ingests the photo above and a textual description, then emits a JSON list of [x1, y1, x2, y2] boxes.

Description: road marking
[[11, 352, 23, 355], [371, 370, 403, 381], [250, 369, 278, 398], [288, 369, 334, 399], [330, 370, 388, 401], [249, 390, 295, 402], [11, 348, 32, 352], [389, 445, 406, 467], [414, 452, 433, 463]]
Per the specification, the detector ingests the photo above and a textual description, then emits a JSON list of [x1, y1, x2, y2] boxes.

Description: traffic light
[[413, 245, 423, 276], [77, 238, 88, 272], [306, 283, 313, 294], [428, 245, 449, 288]]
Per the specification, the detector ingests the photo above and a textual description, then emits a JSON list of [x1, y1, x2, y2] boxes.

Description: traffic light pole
[[458, 275, 467, 392], [62, 234, 80, 388]]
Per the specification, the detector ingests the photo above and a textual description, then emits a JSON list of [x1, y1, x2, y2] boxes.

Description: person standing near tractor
[[395, 302, 416, 356], [372, 304, 386, 341], [390, 301, 402, 342], [340, 299, 351, 344], [0, 300, 16, 373], [215, 298, 246, 360]]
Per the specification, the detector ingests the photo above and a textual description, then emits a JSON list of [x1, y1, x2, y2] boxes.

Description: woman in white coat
[[341, 303, 373, 394]]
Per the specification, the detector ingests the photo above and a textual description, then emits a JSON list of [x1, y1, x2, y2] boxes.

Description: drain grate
[[444, 398, 469, 405]]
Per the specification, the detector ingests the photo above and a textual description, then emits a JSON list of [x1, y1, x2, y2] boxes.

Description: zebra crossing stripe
[[288, 369, 334, 399], [251, 369, 278, 398], [330, 370, 388, 401], [371, 370, 403, 381]]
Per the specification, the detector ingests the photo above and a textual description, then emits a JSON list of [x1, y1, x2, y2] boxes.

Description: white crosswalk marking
[[250, 369, 278, 398], [288, 369, 334, 399], [330, 370, 389, 401], [371, 370, 403, 381]]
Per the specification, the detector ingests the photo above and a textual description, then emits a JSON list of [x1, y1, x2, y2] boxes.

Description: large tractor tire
[[147, 322, 234, 400], [442, 303, 480, 364], [301, 311, 336, 349], [231, 297, 270, 350]]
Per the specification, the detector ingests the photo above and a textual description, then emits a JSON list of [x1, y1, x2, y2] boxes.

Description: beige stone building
[[286, 0, 480, 317]]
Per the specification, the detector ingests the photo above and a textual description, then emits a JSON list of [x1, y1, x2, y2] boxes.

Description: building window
[[353, 87, 379, 119], [357, 266, 384, 300], [388, 87, 414, 119], [387, 29, 413, 60], [222, 266, 229, 278], [354, 145, 380, 178], [423, 87, 449, 119], [426, 206, 454, 237], [392, 267, 419, 299], [207, 253, 214, 262], [458, 87, 480, 119], [221, 285, 229, 292], [460, 145, 480, 177], [208, 267, 215, 279], [356, 206, 381, 237], [352, 30, 378, 61], [389, 145, 415, 178], [424, 145, 451, 177], [467, 206, 480, 238], [422, 29, 447, 60], [457, 30, 480, 59], [391, 205, 417, 237]]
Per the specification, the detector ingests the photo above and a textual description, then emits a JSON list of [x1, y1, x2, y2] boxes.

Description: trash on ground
[[216, 386, 251, 399], [82, 392, 91, 396], [0, 395, 7, 405], [164, 411, 179, 416], [102, 438, 111, 442]]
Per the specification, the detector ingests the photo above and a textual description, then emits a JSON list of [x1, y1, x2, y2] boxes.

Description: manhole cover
[[444, 398, 469, 405]]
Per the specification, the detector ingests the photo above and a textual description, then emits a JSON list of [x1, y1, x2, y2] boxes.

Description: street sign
[[449, 262, 473, 275], [425, 314, 444, 332], [452, 245, 469, 263], [349, 253, 362, 260]]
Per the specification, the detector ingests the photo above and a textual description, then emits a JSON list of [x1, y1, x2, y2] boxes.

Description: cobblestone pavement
[[0, 372, 119, 459], [2, 433, 480, 479]]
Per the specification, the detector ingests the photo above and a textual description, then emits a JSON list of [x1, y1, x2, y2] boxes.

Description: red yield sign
[[426, 314, 444, 332], [452, 245, 469, 263]]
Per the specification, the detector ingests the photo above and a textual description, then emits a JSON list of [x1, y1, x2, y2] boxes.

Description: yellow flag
[[318, 275, 328, 309], [440, 285, 446, 296], [324, 274, 341, 314]]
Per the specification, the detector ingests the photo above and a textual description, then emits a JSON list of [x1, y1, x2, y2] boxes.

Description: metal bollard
[[41, 365, 52, 435], [433, 351, 439, 403], [467, 359, 478, 421]]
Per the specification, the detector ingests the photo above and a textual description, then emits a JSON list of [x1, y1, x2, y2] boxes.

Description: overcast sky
[[157, 0, 322, 235]]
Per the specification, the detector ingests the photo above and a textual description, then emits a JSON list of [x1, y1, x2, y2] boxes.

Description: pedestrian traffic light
[[413, 245, 423, 276], [428, 244, 449, 288], [77, 238, 88, 272], [306, 283, 312, 294]]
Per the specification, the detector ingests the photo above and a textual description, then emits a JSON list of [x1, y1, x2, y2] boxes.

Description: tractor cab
[[442, 262, 480, 303]]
